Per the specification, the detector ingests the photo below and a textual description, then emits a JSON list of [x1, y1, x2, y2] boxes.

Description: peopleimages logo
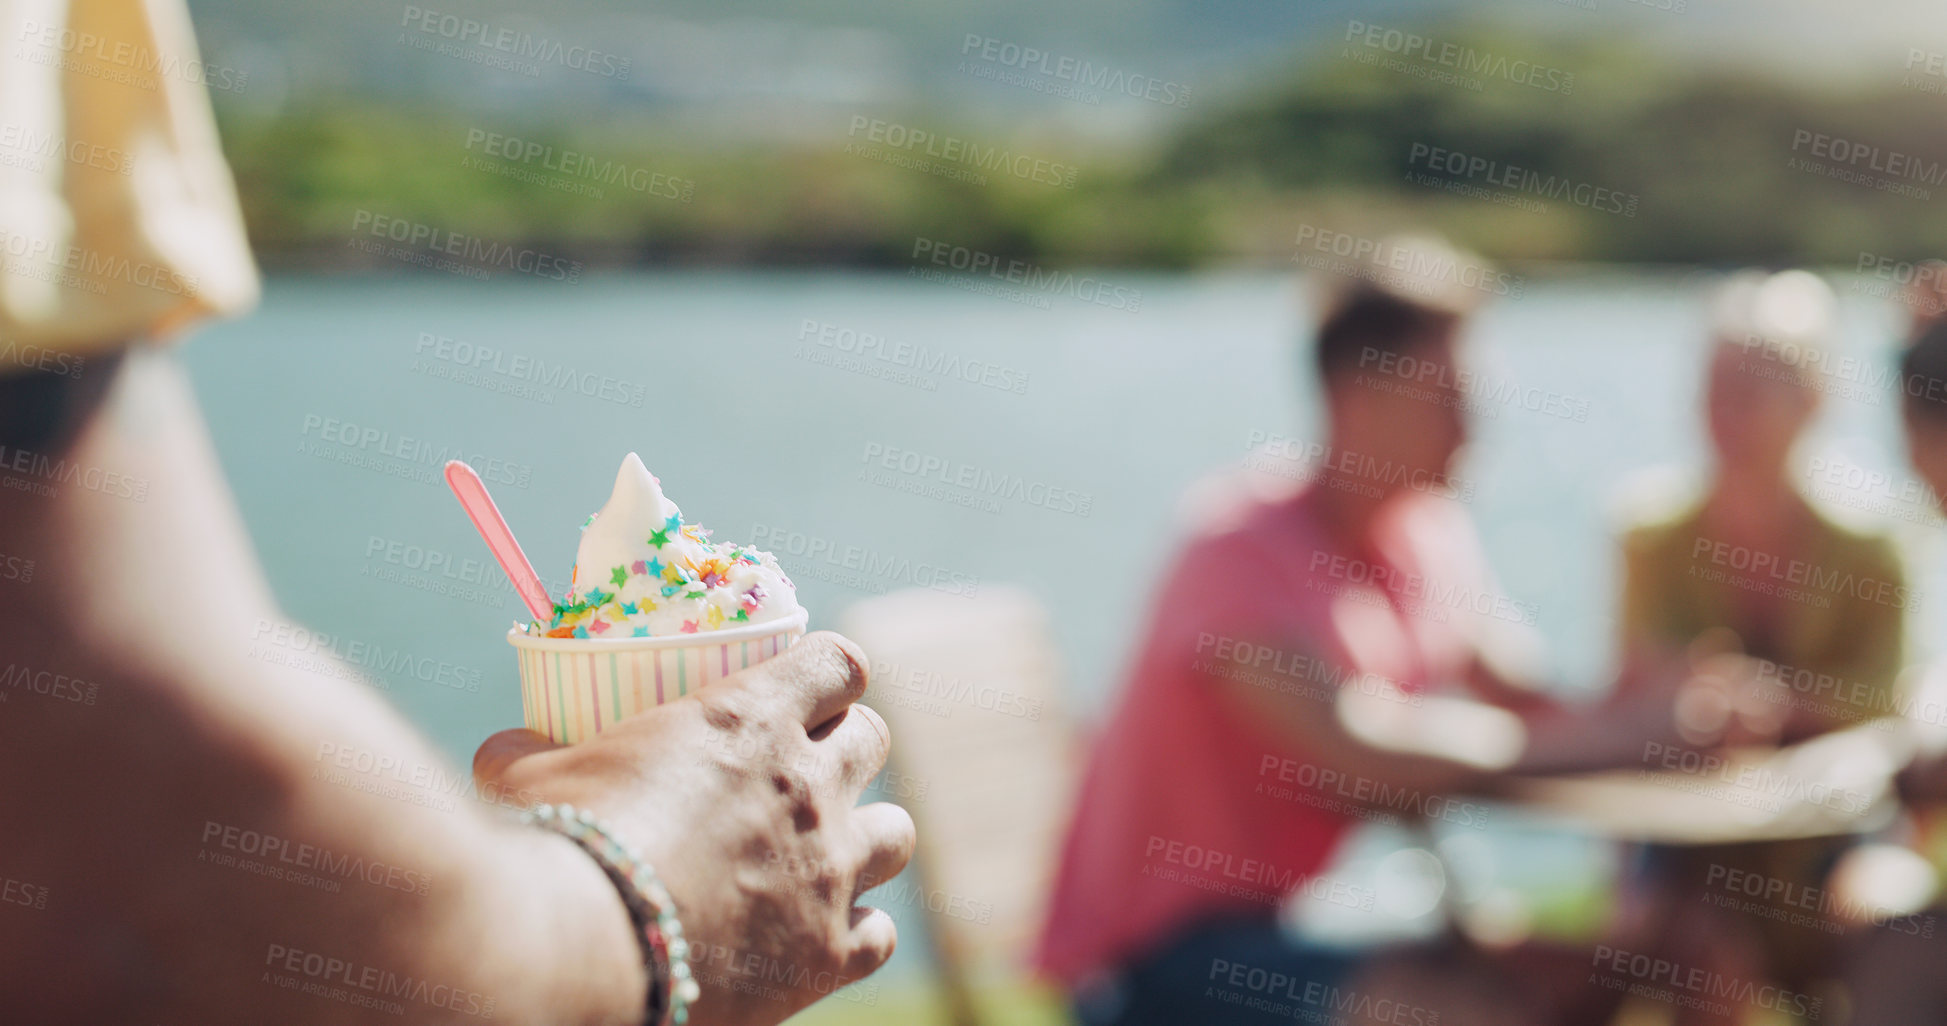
[[958, 34, 1192, 108], [1852, 252, 1947, 322], [0, 228, 201, 298], [16, 19, 248, 92], [1407, 142, 1639, 217], [1245, 429, 1477, 502], [1688, 536, 1914, 611], [362, 533, 558, 611], [348, 210, 581, 283], [1791, 130, 1947, 187], [867, 659, 1043, 721], [1305, 550, 1539, 626], [461, 129, 691, 201], [0, 662, 100, 705], [846, 116, 1079, 189], [748, 523, 980, 598], [1640, 741, 1872, 815], [399, 5, 630, 79], [1206, 958, 1440, 1025], [687, 944, 881, 1007], [0, 123, 135, 176], [0, 338, 85, 379], [0, 551, 33, 585], [1257, 754, 1491, 829], [859, 441, 1094, 517], [1590, 944, 1821, 1020], [1356, 345, 1590, 422], [1295, 225, 1524, 299], [1143, 835, 1375, 911], [413, 332, 648, 407], [1703, 862, 1935, 938], [200, 820, 432, 896], [251, 620, 483, 694], [1343, 19, 1574, 94], [0, 442, 149, 501], [910, 236, 1142, 312], [1, 873, 48, 911], [265, 943, 496, 1018], [795, 320, 1031, 395], [297, 413, 533, 489]]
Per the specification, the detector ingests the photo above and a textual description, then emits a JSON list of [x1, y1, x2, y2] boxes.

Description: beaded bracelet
[[522, 802, 701, 1026]]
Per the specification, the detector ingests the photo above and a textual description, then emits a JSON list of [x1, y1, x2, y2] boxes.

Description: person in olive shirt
[[1612, 271, 1908, 1025]]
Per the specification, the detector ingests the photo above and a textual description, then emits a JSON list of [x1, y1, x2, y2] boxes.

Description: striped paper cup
[[507, 610, 809, 744]]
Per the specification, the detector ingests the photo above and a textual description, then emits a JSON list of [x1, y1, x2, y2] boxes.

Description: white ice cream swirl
[[543, 453, 798, 638]]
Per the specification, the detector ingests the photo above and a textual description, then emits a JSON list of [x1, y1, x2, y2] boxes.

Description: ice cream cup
[[507, 609, 809, 744]]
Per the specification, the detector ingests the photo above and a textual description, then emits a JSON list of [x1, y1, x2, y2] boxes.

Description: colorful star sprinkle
[[544, 472, 800, 640]]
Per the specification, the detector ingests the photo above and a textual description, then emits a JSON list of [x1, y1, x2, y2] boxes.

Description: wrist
[[523, 803, 697, 1025], [496, 825, 651, 1025]]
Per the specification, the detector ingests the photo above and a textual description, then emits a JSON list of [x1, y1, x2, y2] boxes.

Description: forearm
[[1218, 665, 1509, 799], [252, 729, 651, 1026], [1509, 697, 1670, 775], [0, 352, 644, 1023], [0, 625, 645, 1025]]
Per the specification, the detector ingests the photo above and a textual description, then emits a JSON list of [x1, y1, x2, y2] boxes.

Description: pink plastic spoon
[[444, 460, 555, 622]]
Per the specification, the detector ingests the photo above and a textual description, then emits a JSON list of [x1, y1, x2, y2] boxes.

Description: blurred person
[[1845, 319, 1947, 1024], [1036, 240, 1690, 1026], [1898, 259, 1947, 339], [1616, 271, 1906, 739], [1608, 270, 1908, 1025], [0, 2, 912, 1024], [1899, 319, 1947, 514]]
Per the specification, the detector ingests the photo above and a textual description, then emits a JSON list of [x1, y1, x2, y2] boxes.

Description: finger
[[842, 906, 898, 981], [850, 802, 916, 896], [811, 704, 892, 790], [729, 631, 869, 730], [473, 727, 563, 787]]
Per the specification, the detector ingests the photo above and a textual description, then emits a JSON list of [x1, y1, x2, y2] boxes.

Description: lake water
[[181, 269, 1944, 972]]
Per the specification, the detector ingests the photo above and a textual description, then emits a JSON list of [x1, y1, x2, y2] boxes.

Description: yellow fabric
[[1619, 497, 1907, 728], [0, 0, 256, 370]]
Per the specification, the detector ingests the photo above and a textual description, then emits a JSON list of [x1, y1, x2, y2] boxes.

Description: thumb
[[473, 727, 563, 788]]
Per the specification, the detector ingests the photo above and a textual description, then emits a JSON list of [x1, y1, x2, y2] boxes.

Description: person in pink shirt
[[1038, 266, 1673, 1026]]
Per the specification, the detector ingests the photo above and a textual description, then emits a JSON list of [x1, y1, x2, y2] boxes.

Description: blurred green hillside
[[219, 25, 1947, 271]]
